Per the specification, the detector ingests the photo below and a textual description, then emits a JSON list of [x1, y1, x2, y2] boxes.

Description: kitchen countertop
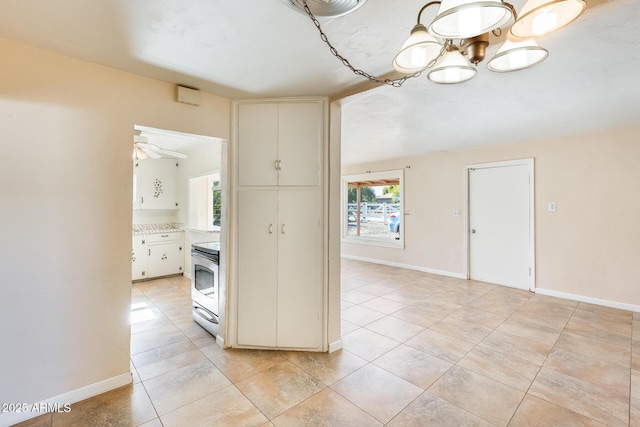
[[132, 223, 183, 235]]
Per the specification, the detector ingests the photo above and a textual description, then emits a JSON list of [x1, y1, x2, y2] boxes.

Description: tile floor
[[16, 258, 640, 426]]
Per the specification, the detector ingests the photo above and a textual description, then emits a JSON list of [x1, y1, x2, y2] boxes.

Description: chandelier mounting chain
[[302, 1, 421, 87]]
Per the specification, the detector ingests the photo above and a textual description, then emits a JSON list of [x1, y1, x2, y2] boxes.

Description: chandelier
[[293, 0, 587, 85]]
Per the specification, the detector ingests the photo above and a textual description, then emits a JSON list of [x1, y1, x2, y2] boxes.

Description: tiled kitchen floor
[[17, 258, 640, 426]]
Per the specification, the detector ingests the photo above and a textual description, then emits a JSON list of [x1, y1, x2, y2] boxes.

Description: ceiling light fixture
[[300, 0, 586, 85]]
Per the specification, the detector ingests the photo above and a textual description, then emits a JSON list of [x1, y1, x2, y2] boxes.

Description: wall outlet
[[453, 210, 461, 217], [548, 202, 557, 212]]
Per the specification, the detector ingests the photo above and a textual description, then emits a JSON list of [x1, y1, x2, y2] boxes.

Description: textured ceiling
[[0, 0, 638, 165]]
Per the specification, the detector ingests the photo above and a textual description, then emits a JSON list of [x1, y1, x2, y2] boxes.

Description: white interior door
[[468, 160, 533, 290]]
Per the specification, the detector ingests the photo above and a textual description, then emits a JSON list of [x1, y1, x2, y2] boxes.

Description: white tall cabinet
[[232, 98, 327, 351]]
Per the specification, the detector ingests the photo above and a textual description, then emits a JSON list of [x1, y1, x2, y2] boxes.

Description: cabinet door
[[278, 102, 322, 187], [132, 235, 147, 280], [277, 190, 323, 348], [147, 242, 183, 277], [237, 190, 279, 347], [237, 103, 279, 186], [135, 159, 179, 210]]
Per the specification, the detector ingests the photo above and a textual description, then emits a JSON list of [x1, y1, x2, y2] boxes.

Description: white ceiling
[[1, 0, 638, 165]]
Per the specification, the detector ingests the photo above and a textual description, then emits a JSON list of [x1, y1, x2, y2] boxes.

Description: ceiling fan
[[133, 131, 188, 160]]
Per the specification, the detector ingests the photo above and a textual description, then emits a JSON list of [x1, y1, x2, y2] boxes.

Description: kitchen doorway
[[466, 159, 535, 291]]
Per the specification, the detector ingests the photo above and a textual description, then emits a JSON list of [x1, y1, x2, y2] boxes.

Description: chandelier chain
[[302, 1, 421, 87]]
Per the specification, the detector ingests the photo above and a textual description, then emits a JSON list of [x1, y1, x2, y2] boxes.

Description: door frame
[[464, 158, 536, 291]]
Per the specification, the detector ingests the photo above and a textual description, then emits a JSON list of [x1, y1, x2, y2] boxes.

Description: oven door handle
[[194, 306, 218, 324]]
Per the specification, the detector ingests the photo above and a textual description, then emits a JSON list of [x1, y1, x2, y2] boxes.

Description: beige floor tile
[[466, 297, 524, 317], [529, 367, 629, 426], [51, 383, 157, 426], [341, 299, 355, 310], [555, 331, 631, 367], [131, 340, 205, 381], [521, 293, 578, 309], [341, 319, 360, 335], [341, 289, 377, 304], [341, 327, 400, 361], [429, 316, 493, 344], [12, 413, 52, 427], [373, 344, 452, 389], [143, 359, 231, 415], [160, 385, 267, 427], [138, 419, 163, 427], [428, 365, 525, 427], [479, 330, 553, 366], [331, 364, 423, 424], [234, 361, 325, 420], [359, 296, 407, 315], [387, 391, 493, 427], [365, 315, 424, 342], [564, 316, 631, 348], [508, 394, 606, 426], [341, 305, 387, 326], [390, 305, 448, 328], [130, 323, 189, 355], [632, 369, 640, 427], [405, 329, 476, 363], [284, 349, 368, 385], [458, 344, 540, 392], [496, 314, 562, 346], [450, 306, 509, 328], [634, 339, 640, 370], [357, 283, 399, 296], [272, 387, 382, 426], [207, 348, 287, 383], [427, 290, 482, 306], [543, 347, 630, 396]]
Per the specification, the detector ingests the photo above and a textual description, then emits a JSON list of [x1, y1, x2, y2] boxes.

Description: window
[[188, 172, 220, 230], [342, 169, 404, 247]]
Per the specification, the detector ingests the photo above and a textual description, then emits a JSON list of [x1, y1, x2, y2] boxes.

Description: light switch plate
[[548, 202, 557, 212]]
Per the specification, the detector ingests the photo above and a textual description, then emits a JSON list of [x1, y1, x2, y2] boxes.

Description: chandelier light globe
[[428, 46, 477, 84], [487, 37, 549, 72], [429, 0, 514, 39], [393, 24, 444, 74], [510, 0, 587, 38]]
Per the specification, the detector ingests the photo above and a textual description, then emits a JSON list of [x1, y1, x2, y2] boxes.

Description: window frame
[[341, 169, 404, 248]]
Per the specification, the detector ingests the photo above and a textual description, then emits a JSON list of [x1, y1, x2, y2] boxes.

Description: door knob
[[471, 229, 477, 233]]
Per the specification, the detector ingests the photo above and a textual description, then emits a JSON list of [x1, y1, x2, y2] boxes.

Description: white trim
[[341, 254, 466, 279], [536, 288, 640, 313], [215, 335, 225, 348], [0, 372, 132, 427], [465, 158, 536, 291], [328, 339, 343, 353]]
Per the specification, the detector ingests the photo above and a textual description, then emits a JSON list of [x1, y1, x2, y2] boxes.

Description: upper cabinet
[[237, 101, 322, 187], [133, 158, 179, 210]]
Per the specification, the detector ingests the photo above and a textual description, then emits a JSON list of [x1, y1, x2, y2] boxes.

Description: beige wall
[[342, 126, 640, 308], [0, 38, 230, 411]]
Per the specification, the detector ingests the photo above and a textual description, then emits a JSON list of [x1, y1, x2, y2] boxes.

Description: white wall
[[0, 37, 230, 421], [341, 125, 640, 309]]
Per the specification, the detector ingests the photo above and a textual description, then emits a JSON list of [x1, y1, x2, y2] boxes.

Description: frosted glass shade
[[393, 24, 444, 74], [510, 0, 586, 38], [429, 0, 513, 39], [487, 38, 549, 72], [428, 48, 477, 84]]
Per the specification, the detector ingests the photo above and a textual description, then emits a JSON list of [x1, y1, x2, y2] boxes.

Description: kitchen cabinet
[[131, 232, 184, 281], [132, 235, 147, 280], [237, 190, 322, 348], [233, 97, 326, 351], [133, 158, 179, 210], [237, 102, 322, 187]]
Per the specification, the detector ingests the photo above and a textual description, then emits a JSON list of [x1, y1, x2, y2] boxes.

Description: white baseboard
[[341, 254, 466, 280], [328, 339, 343, 353], [536, 288, 640, 313], [216, 335, 225, 348], [0, 372, 132, 427]]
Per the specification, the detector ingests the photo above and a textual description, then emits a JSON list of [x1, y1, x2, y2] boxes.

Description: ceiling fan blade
[[155, 147, 188, 159], [136, 143, 162, 159]]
